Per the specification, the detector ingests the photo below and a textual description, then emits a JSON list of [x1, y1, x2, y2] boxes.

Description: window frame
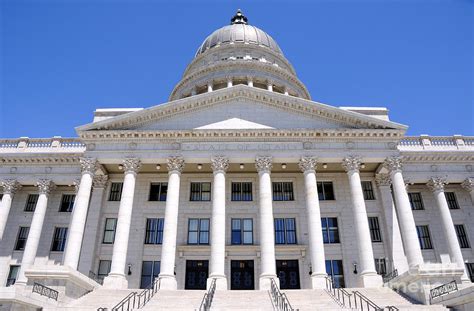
[[326, 259, 345, 288], [272, 182, 295, 201], [14, 226, 29, 251], [408, 192, 424, 210], [24, 194, 39, 212], [230, 182, 253, 201], [231, 218, 254, 245], [108, 182, 123, 201], [455, 224, 470, 248], [368, 217, 382, 242], [59, 194, 76, 212], [187, 218, 210, 245], [374, 258, 387, 275], [144, 218, 165, 245], [361, 181, 375, 200], [50, 227, 68, 252], [274, 218, 297, 245], [140, 261, 161, 289], [102, 218, 117, 244], [445, 192, 460, 210], [6, 265, 20, 287], [189, 182, 212, 202], [97, 260, 111, 281], [317, 182, 335, 201], [416, 225, 433, 250], [322, 217, 340, 244], [148, 182, 168, 202]]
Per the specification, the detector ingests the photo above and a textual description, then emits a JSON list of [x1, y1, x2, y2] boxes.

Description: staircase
[[283, 289, 350, 310], [210, 290, 274, 310], [140, 290, 205, 311], [60, 288, 136, 311]]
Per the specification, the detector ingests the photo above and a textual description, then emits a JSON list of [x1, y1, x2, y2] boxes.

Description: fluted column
[[158, 156, 185, 290], [299, 157, 327, 288], [383, 157, 424, 268], [63, 157, 97, 270], [208, 156, 229, 290], [342, 156, 381, 287], [103, 158, 141, 289], [427, 177, 470, 283], [0, 179, 21, 239], [16, 179, 55, 285], [375, 174, 409, 274], [256, 156, 278, 290], [461, 178, 474, 206]]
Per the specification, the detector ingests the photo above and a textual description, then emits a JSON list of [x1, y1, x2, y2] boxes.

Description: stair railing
[[352, 291, 383, 311], [324, 276, 352, 308], [198, 278, 217, 311], [136, 277, 160, 309], [269, 278, 296, 311], [382, 269, 398, 284], [385, 307, 399, 310], [97, 291, 137, 311]]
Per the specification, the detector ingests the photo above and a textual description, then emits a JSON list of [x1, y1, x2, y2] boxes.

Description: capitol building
[[0, 10, 473, 311]]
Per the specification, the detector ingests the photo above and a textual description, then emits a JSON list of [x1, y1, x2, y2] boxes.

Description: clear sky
[[1, 0, 473, 138]]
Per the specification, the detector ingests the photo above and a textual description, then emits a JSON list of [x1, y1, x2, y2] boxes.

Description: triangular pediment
[[76, 85, 407, 133]]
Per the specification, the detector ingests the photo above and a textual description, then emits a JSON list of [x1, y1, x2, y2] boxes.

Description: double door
[[185, 260, 209, 290], [276, 260, 300, 289], [231, 260, 255, 290]]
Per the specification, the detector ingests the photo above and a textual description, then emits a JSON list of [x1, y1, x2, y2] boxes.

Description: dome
[[195, 10, 283, 57]]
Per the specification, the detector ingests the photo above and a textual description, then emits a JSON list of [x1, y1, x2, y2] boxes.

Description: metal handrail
[[199, 278, 217, 311], [97, 291, 137, 311], [32, 282, 59, 300], [136, 278, 160, 309], [352, 291, 383, 311], [382, 269, 398, 283], [386, 307, 399, 310], [324, 276, 352, 308], [269, 278, 296, 311]]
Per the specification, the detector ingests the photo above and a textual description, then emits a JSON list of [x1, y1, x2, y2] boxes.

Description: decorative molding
[[93, 175, 109, 188], [427, 177, 448, 193], [298, 156, 317, 172], [375, 174, 392, 187], [0, 156, 82, 164], [36, 179, 55, 196], [341, 155, 362, 173], [255, 156, 272, 173], [0, 179, 22, 195], [211, 156, 229, 173], [167, 156, 185, 173], [73, 179, 81, 193], [79, 157, 97, 175], [383, 156, 403, 173], [122, 158, 141, 174], [461, 178, 474, 192]]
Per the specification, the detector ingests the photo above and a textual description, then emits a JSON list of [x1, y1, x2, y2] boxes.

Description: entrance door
[[276, 260, 300, 289], [231, 260, 255, 290], [185, 260, 208, 290]]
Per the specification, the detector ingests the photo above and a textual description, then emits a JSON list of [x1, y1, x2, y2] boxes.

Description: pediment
[[76, 85, 407, 133]]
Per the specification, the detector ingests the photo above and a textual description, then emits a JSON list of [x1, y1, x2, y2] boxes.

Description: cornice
[[0, 155, 82, 164], [400, 153, 474, 162]]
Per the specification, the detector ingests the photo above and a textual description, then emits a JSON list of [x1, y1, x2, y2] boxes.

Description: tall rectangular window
[[0, 193, 3, 200], [368, 217, 382, 242], [187, 218, 210, 245], [317, 182, 335, 200], [467, 263, 474, 282], [326, 260, 344, 288], [322, 217, 340, 244], [274, 218, 297, 244], [108, 182, 123, 201], [140, 261, 160, 289], [374, 258, 387, 275], [445, 192, 459, 209], [272, 182, 294, 201], [144, 218, 164, 244], [51, 227, 68, 252], [231, 182, 253, 201], [361, 181, 375, 200], [103, 218, 117, 244], [24, 194, 39, 212], [14, 227, 29, 251], [408, 193, 424, 210], [59, 194, 75, 212], [416, 225, 433, 249], [6, 265, 20, 287], [231, 219, 253, 245], [455, 224, 470, 248], [97, 260, 111, 282], [190, 182, 211, 201], [148, 183, 168, 201]]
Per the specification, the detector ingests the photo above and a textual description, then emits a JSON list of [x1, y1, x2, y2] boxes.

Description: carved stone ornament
[[298, 156, 317, 172], [211, 156, 229, 173], [383, 156, 403, 173], [167, 156, 185, 173], [341, 156, 362, 173], [93, 175, 109, 188], [255, 156, 273, 173], [73, 178, 81, 193], [36, 179, 55, 195], [122, 158, 141, 174], [427, 177, 448, 193], [0, 179, 22, 195], [375, 174, 391, 187], [80, 157, 98, 175], [461, 178, 474, 192]]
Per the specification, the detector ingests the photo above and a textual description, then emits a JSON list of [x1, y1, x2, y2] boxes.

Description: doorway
[[185, 260, 208, 290], [276, 260, 300, 289], [231, 260, 255, 290]]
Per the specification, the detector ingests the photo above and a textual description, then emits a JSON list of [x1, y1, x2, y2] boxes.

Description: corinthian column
[[461, 178, 474, 206], [342, 156, 381, 287], [208, 156, 229, 290], [383, 156, 424, 268], [299, 157, 327, 288], [256, 156, 278, 290], [0, 180, 21, 239], [427, 177, 470, 283], [63, 157, 97, 270], [103, 158, 141, 289], [158, 156, 185, 290], [16, 179, 55, 285]]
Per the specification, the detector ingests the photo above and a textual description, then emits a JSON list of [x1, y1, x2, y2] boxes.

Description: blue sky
[[1, 0, 473, 138]]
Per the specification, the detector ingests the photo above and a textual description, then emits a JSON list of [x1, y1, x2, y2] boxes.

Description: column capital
[[73, 178, 81, 193], [167, 156, 185, 173], [36, 179, 55, 195], [255, 156, 272, 173], [298, 156, 317, 173], [375, 174, 392, 187], [427, 176, 448, 193], [93, 175, 109, 188], [122, 157, 141, 174], [461, 178, 474, 192], [79, 157, 98, 176], [342, 155, 362, 173], [383, 156, 403, 173], [0, 179, 22, 195], [211, 156, 229, 173]]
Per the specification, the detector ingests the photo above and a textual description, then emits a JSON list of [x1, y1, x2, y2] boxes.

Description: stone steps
[[210, 290, 274, 310], [51, 289, 137, 311], [283, 289, 348, 310], [141, 290, 205, 311]]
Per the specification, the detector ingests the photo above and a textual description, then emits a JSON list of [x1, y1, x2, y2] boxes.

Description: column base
[[357, 272, 383, 288], [310, 273, 328, 289], [158, 274, 177, 290], [259, 274, 278, 290], [207, 275, 227, 290], [102, 274, 128, 289]]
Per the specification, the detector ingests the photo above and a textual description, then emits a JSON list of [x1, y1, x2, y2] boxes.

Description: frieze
[[181, 142, 302, 152]]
